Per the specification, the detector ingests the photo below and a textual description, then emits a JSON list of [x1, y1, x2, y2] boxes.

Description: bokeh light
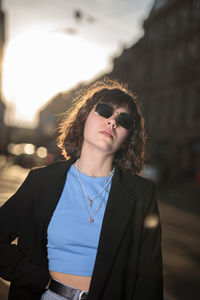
[[36, 147, 48, 158]]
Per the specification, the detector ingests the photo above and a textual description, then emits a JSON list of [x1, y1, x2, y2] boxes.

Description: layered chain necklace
[[75, 159, 115, 223], [76, 159, 114, 207]]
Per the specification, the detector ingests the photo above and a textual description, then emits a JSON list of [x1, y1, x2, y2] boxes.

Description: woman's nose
[[106, 114, 118, 128]]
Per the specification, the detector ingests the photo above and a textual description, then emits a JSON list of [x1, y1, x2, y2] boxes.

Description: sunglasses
[[95, 102, 134, 130]]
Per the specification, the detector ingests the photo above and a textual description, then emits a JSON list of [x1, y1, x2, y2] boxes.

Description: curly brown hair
[[57, 78, 146, 174]]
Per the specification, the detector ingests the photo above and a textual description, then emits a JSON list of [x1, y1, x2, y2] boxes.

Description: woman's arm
[[0, 171, 50, 292], [133, 182, 163, 300]]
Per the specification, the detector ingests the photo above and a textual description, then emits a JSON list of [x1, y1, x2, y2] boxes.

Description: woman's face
[[82, 103, 130, 156]]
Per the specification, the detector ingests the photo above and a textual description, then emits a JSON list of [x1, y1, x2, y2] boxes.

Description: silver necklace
[[76, 159, 115, 207], [77, 159, 114, 178], [80, 177, 108, 223]]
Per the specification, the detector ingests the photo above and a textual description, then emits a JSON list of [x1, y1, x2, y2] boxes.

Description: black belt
[[49, 279, 88, 300]]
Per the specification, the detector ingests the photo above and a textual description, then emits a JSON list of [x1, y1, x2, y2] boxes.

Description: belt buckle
[[79, 291, 87, 300]]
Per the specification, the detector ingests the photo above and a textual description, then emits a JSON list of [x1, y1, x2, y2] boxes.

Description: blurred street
[[0, 163, 200, 300], [157, 184, 200, 300], [0, 161, 29, 207]]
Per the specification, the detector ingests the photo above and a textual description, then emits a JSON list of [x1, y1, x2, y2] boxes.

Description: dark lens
[[118, 113, 133, 130], [95, 103, 113, 118]]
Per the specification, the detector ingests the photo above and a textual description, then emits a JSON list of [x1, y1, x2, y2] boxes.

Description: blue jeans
[[41, 289, 67, 300]]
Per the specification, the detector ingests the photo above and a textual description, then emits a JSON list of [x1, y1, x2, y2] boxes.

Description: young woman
[[0, 79, 163, 300]]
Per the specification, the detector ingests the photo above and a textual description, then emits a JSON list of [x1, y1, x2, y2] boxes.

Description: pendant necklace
[[81, 179, 107, 223], [76, 159, 114, 207], [75, 159, 114, 223]]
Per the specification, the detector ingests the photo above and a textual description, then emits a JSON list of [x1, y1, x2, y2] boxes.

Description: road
[[0, 163, 200, 300], [158, 188, 200, 300]]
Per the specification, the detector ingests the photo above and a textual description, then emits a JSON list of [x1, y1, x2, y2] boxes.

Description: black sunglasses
[[95, 102, 134, 130]]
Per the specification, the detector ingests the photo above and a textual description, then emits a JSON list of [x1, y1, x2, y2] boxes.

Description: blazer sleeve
[[133, 182, 163, 300], [0, 170, 50, 292]]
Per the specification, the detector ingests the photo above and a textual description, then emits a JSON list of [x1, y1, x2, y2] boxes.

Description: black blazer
[[0, 159, 163, 300]]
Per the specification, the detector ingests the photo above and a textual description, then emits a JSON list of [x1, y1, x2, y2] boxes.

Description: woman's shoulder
[[117, 167, 156, 199], [124, 174, 158, 213], [132, 173, 155, 188], [132, 174, 156, 196], [29, 159, 71, 178], [121, 169, 155, 189]]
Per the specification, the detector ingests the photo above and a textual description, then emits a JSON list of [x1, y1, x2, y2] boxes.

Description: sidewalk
[[158, 182, 200, 300], [0, 164, 29, 206]]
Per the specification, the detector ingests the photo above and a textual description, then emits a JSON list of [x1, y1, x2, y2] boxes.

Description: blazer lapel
[[89, 167, 138, 298]]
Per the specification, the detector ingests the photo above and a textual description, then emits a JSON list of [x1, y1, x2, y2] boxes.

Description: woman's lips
[[99, 131, 113, 139]]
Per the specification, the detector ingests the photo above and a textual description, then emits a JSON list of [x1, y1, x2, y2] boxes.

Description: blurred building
[[35, 83, 84, 158], [34, 0, 200, 181], [0, 0, 5, 92], [5, 126, 37, 168], [0, 0, 6, 153], [6, 126, 35, 145], [109, 0, 200, 182]]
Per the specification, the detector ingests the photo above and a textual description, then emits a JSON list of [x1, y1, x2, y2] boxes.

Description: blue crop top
[[47, 164, 112, 276]]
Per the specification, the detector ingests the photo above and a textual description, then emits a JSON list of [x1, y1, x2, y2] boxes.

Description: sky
[[1, 0, 154, 127]]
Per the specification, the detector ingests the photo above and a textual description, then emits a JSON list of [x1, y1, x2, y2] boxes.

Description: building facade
[[0, 0, 6, 153], [35, 83, 84, 159], [109, 0, 200, 182], [0, 0, 5, 92]]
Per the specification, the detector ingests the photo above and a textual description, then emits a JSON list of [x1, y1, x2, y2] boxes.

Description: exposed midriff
[[50, 270, 91, 291]]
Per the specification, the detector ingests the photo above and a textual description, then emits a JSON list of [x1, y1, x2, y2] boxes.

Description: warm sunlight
[[2, 29, 111, 127]]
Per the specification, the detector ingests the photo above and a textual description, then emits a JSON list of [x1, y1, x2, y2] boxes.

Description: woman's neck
[[77, 149, 114, 178]]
